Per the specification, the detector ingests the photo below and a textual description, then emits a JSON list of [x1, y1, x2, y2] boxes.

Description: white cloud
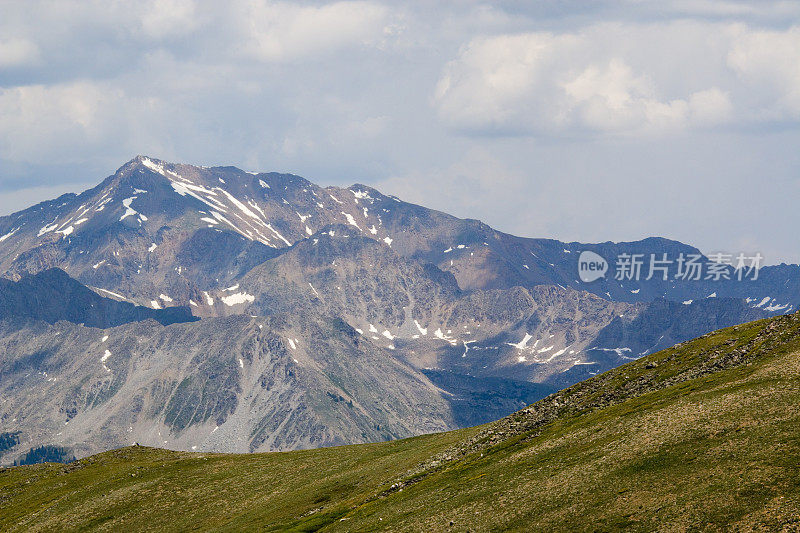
[[727, 25, 800, 116], [0, 38, 40, 68], [434, 22, 798, 137], [139, 0, 199, 39], [0, 81, 158, 163], [243, 1, 393, 61], [562, 58, 682, 133], [434, 32, 573, 134], [563, 61, 732, 133]]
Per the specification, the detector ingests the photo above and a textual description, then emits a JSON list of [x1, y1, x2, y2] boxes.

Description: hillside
[[2, 311, 799, 531]]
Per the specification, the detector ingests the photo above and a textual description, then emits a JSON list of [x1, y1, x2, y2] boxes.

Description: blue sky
[[1, 0, 798, 263]]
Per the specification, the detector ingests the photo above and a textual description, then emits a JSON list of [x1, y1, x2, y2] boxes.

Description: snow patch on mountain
[[221, 292, 255, 306], [342, 212, 362, 231], [434, 328, 457, 346], [0, 228, 20, 242], [507, 333, 533, 350]]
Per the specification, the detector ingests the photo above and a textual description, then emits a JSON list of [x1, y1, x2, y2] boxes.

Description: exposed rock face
[[0, 310, 454, 460], [0, 156, 792, 460]]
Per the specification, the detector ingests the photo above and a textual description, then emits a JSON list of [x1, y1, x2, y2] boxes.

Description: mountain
[[0, 268, 196, 327], [0, 156, 794, 458], [0, 156, 796, 313], [2, 312, 799, 531], [0, 266, 764, 459], [0, 272, 458, 458]]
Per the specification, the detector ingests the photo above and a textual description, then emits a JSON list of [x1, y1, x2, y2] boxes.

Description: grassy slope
[[2, 313, 800, 532]]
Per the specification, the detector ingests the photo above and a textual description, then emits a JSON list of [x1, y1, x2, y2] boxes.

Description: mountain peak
[[122, 154, 168, 171], [1, 156, 796, 321]]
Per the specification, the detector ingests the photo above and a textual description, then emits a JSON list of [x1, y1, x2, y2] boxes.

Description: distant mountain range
[[0, 156, 795, 461]]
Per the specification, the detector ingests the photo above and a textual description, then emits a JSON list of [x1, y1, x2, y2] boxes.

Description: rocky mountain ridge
[[0, 156, 794, 459], [1, 156, 796, 313]]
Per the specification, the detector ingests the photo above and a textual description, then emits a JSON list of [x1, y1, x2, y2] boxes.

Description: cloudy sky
[[1, 1, 798, 263]]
